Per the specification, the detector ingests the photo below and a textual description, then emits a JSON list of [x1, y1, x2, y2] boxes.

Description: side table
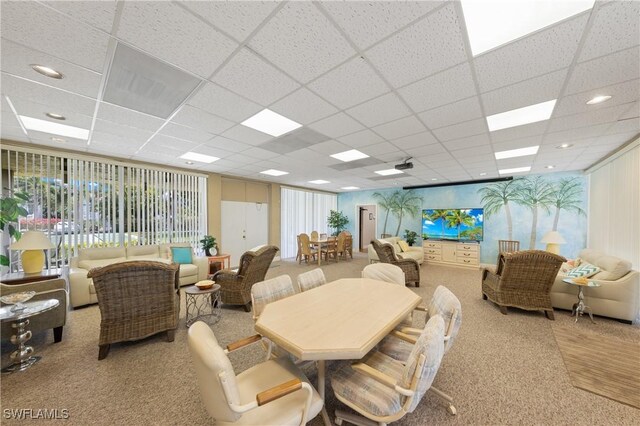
[[563, 278, 601, 323], [185, 284, 221, 327], [1, 299, 60, 373], [1, 269, 62, 285]]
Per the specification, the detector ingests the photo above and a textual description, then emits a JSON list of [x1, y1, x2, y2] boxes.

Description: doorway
[[357, 204, 377, 252]]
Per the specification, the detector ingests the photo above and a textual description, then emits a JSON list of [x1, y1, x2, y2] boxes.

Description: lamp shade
[[9, 231, 55, 250], [541, 231, 566, 245]]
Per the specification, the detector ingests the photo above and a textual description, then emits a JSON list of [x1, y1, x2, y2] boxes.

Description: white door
[[221, 201, 269, 268]]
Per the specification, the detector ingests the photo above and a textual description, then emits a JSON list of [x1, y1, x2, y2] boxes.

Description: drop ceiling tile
[[442, 133, 490, 151], [490, 121, 547, 143], [1, 1, 110, 72], [309, 139, 350, 155], [404, 142, 447, 157], [474, 14, 589, 92], [432, 118, 486, 142], [337, 129, 384, 148], [547, 103, 631, 133], [605, 116, 640, 135], [90, 137, 143, 155], [618, 102, 640, 121], [398, 63, 476, 112], [160, 123, 215, 144], [579, 1, 640, 62], [43, 0, 117, 32], [270, 88, 338, 125], [565, 46, 640, 95], [142, 134, 198, 154], [187, 83, 262, 122], [1, 126, 27, 142], [553, 79, 640, 117], [187, 143, 235, 159], [372, 116, 426, 140], [171, 105, 235, 135], [249, 2, 355, 83], [544, 123, 612, 144], [390, 132, 439, 150], [287, 148, 336, 165], [93, 119, 155, 142], [308, 57, 390, 109], [481, 69, 568, 116], [346, 93, 411, 127], [29, 132, 87, 149], [9, 96, 93, 129], [419, 97, 483, 129], [239, 147, 281, 160], [492, 136, 544, 153], [118, 1, 237, 78], [179, 1, 279, 41], [1, 97, 21, 127], [416, 152, 454, 166], [366, 3, 468, 87], [202, 136, 252, 153], [221, 124, 274, 146], [97, 102, 164, 133], [213, 49, 299, 105], [451, 145, 493, 159], [361, 142, 402, 157], [308, 112, 365, 138], [321, 0, 443, 50]]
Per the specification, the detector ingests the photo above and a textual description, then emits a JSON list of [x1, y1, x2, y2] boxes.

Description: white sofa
[[550, 249, 639, 323], [367, 236, 424, 264], [69, 243, 208, 308]]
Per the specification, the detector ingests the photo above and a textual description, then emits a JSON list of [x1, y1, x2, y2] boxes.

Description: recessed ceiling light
[[51, 137, 66, 143], [461, 0, 595, 56], [341, 186, 360, 190], [241, 109, 302, 137], [260, 169, 289, 177], [486, 100, 557, 132], [31, 64, 64, 79], [179, 152, 219, 163], [586, 95, 612, 105], [309, 180, 330, 184], [185, 161, 194, 165], [556, 143, 573, 149], [375, 169, 404, 176], [45, 112, 66, 120], [431, 178, 438, 181], [494, 145, 539, 160], [499, 166, 531, 175], [330, 149, 369, 162], [19, 115, 88, 140], [479, 172, 487, 176], [545, 165, 555, 169]]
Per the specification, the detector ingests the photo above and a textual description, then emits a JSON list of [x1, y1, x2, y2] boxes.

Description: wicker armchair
[[88, 261, 180, 360], [214, 245, 279, 312], [482, 250, 565, 319], [371, 239, 421, 287]]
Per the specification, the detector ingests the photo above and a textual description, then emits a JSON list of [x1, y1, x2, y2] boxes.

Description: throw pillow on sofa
[[397, 240, 410, 252], [566, 262, 600, 278], [171, 247, 193, 264]]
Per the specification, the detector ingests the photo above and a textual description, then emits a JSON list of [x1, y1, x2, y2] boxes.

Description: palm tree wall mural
[[372, 191, 396, 236], [514, 176, 555, 249], [391, 189, 423, 236], [477, 179, 520, 240], [550, 177, 585, 230]]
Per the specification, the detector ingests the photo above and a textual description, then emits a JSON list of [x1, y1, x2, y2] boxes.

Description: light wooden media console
[[423, 240, 480, 268]]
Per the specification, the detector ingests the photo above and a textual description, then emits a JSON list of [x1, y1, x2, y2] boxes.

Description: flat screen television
[[422, 208, 484, 241]]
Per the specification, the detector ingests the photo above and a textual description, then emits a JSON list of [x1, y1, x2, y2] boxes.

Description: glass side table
[[185, 284, 221, 327], [563, 278, 601, 323], [0, 299, 60, 373]]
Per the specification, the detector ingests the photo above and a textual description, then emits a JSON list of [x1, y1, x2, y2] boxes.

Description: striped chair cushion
[[251, 275, 296, 319], [296, 268, 326, 292], [427, 285, 462, 353], [378, 334, 413, 362]]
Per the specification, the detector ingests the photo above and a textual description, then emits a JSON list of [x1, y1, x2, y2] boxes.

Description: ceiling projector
[[395, 161, 413, 171]]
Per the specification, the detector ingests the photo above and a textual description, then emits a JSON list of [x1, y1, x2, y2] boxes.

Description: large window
[[280, 187, 337, 259], [1, 148, 207, 271]]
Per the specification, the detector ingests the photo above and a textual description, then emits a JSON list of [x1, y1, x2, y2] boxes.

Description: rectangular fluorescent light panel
[[241, 109, 302, 137], [461, 0, 595, 56], [495, 145, 539, 160], [260, 169, 289, 176], [19, 116, 89, 140], [375, 169, 404, 176], [499, 166, 531, 175], [179, 152, 219, 163], [486, 99, 557, 132], [330, 149, 369, 162], [341, 186, 360, 190], [309, 180, 330, 184]]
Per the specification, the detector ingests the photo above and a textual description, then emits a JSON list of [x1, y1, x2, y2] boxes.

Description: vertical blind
[[1, 148, 207, 271], [280, 187, 337, 259]]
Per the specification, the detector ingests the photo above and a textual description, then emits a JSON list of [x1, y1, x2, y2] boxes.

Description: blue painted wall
[[337, 171, 588, 264]]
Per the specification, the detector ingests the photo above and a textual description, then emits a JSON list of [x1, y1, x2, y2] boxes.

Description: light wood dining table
[[309, 238, 328, 265], [255, 278, 422, 426]]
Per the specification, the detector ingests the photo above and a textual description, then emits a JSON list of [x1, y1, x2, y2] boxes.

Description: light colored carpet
[[553, 326, 640, 409], [1, 252, 639, 425]]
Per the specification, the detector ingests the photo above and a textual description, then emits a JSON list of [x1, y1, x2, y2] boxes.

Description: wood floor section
[[553, 326, 640, 409]]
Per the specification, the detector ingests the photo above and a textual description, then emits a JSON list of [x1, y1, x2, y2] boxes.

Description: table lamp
[[9, 231, 55, 274], [541, 231, 566, 255]]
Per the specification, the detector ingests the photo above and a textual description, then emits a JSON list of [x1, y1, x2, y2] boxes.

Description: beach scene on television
[[422, 208, 484, 241]]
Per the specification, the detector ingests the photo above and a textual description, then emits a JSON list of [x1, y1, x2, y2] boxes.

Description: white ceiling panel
[[1, 96, 21, 128], [202, 136, 253, 153], [0, 1, 110, 72], [474, 14, 589, 93], [90, 138, 143, 156], [416, 152, 455, 166], [10, 96, 93, 130], [187, 143, 235, 160], [605, 116, 640, 135], [117, 1, 237, 78], [249, 2, 355, 83], [308, 113, 364, 138], [29, 132, 87, 150], [213, 49, 299, 106], [346, 93, 411, 127], [239, 147, 281, 160], [361, 141, 402, 157], [309, 139, 350, 155], [419, 96, 483, 129], [187, 83, 262, 122], [171, 105, 235, 135], [492, 136, 544, 153], [565, 46, 640, 95], [366, 3, 468, 87], [42, 0, 118, 32], [390, 132, 439, 150], [143, 134, 198, 154], [270, 88, 338, 125], [579, 1, 640, 62], [432, 118, 486, 142], [404, 142, 447, 158], [93, 119, 154, 143], [452, 145, 493, 158], [221, 124, 274, 146], [490, 121, 547, 143], [554, 79, 640, 117], [372, 116, 426, 140], [97, 102, 164, 133], [441, 133, 490, 151], [1, 126, 27, 142], [543, 123, 612, 144], [547, 103, 631, 133], [398, 63, 477, 112], [337, 129, 384, 148], [160, 122, 215, 144]]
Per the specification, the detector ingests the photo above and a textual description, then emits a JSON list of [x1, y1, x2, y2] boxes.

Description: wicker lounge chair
[[371, 239, 421, 287]]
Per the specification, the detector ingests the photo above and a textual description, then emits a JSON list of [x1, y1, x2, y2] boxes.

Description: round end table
[[563, 278, 601, 323], [185, 284, 221, 327]]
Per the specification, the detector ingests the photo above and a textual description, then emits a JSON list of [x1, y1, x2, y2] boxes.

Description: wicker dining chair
[[482, 250, 565, 319], [344, 233, 353, 259], [88, 261, 180, 360], [214, 245, 279, 312], [298, 233, 317, 264], [371, 239, 421, 287]]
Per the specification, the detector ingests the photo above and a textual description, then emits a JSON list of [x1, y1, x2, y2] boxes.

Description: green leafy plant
[[199, 235, 217, 256], [0, 191, 30, 267], [403, 229, 418, 246], [327, 210, 349, 236]]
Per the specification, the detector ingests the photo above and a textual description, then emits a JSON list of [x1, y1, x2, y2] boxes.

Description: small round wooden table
[[185, 284, 221, 327]]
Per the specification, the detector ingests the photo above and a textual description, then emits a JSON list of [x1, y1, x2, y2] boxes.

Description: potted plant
[[403, 229, 418, 246], [199, 235, 217, 256], [1, 190, 30, 267], [327, 210, 349, 236]]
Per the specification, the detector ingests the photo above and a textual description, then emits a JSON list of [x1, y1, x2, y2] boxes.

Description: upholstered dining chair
[[298, 234, 317, 264], [214, 245, 279, 312], [362, 263, 412, 328], [482, 250, 565, 319], [371, 239, 421, 287], [332, 315, 446, 426], [251, 275, 297, 321], [88, 261, 180, 360], [296, 268, 327, 292], [187, 321, 323, 425]]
